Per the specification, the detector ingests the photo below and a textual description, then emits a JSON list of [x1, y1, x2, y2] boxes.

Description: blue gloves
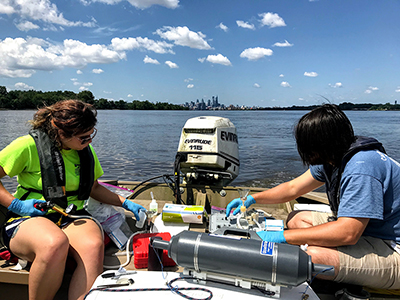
[[8, 198, 47, 217], [122, 199, 146, 221], [226, 195, 256, 217], [257, 230, 287, 243]]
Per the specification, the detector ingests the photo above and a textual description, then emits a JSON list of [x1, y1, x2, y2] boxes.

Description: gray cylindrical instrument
[[152, 230, 333, 287]]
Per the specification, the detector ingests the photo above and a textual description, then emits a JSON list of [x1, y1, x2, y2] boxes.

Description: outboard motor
[[175, 116, 239, 189]]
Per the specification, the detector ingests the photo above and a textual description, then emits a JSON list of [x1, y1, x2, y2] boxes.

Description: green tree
[[77, 91, 95, 104]]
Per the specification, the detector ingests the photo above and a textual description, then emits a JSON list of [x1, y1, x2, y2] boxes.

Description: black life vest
[[322, 136, 386, 216], [22, 129, 95, 209]]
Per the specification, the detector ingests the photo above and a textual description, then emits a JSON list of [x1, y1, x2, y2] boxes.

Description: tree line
[[0, 86, 188, 110], [0, 86, 399, 111], [259, 102, 400, 111]]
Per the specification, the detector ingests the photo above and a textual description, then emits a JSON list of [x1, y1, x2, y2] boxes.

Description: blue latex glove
[[122, 199, 146, 221], [8, 198, 47, 217], [226, 195, 256, 217], [257, 230, 287, 243]]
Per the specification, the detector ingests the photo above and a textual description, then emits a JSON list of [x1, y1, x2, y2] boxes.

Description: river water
[[1, 109, 399, 191]]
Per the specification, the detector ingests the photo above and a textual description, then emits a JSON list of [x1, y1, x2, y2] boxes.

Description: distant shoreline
[[0, 86, 398, 111]]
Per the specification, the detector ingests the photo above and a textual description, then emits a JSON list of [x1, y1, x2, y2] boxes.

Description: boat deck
[[4, 183, 395, 300]]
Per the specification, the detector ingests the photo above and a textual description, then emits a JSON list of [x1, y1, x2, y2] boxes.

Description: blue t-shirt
[[310, 150, 400, 242]]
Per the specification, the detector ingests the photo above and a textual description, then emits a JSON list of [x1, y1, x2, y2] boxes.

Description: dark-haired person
[[226, 104, 400, 289], [0, 99, 145, 300]]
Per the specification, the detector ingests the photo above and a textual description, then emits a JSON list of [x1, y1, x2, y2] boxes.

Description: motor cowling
[[176, 116, 239, 186]]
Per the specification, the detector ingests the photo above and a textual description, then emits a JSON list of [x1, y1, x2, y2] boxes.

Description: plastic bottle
[[136, 209, 147, 228], [149, 192, 158, 215]]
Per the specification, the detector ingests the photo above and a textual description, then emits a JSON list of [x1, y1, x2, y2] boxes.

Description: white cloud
[[77, 70, 83, 74], [396, 87, 400, 93], [184, 78, 193, 82], [71, 78, 78, 81], [240, 47, 273, 61], [259, 12, 286, 28], [77, 81, 93, 91], [92, 68, 104, 74], [0, 2, 15, 14], [80, 0, 179, 9], [155, 26, 212, 50], [304, 71, 318, 77], [165, 60, 178, 68], [206, 54, 231, 66], [15, 82, 34, 90], [127, 0, 179, 9], [365, 86, 379, 94], [254, 83, 260, 88], [0, 37, 125, 78], [187, 84, 194, 89], [5, 0, 96, 30], [280, 81, 291, 87], [127, 94, 133, 97], [216, 22, 228, 32], [198, 57, 206, 63], [273, 40, 293, 47], [329, 82, 342, 88], [62, 39, 123, 65], [143, 55, 160, 64], [236, 20, 255, 30], [279, 74, 284, 77], [111, 37, 174, 54], [16, 21, 39, 32]]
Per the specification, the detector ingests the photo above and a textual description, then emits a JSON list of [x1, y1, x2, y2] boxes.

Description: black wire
[[83, 276, 213, 300], [162, 174, 176, 192], [129, 173, 186, 204], [130, 174, 175, 192], [301, 267, 334, 298], [84, 242, 212, 300]]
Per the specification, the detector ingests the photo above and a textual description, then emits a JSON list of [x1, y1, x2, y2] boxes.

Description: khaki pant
[[312, 212, 400, 289]]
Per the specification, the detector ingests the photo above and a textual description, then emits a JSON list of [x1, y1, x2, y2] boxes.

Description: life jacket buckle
[[46, 186, 66, 198]]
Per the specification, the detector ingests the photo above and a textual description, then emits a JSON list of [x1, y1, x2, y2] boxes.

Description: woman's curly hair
[[29, 100, 97, 148]]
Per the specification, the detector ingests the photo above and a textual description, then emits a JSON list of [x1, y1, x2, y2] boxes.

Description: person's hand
[[256, 230, 287, 243], [8, 198, 47, 217], [226, 195, 256, 217], [122, 199, 146, 221]]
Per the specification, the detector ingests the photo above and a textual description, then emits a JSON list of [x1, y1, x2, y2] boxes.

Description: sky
[[0, 0, 399, 107]]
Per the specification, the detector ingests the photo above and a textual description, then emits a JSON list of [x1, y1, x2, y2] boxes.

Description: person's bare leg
[[286, 210, 314, 229], [10, 217, 69, 300], [286, 211, 339, 279], [63, 219, 104, 300], [306, 246, 339, 279]]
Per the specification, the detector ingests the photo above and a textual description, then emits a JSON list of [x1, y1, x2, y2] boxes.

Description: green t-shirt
[[0, 135, 104, 210]]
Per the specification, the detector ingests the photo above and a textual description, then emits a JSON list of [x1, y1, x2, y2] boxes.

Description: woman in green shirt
[[0, 100, 145, 300]]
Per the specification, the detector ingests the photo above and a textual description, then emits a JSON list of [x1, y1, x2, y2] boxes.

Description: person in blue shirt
[[226, 104, 400, 289]]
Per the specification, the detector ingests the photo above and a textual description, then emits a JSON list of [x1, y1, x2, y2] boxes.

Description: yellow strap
[[365, 288, 400, 295]]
